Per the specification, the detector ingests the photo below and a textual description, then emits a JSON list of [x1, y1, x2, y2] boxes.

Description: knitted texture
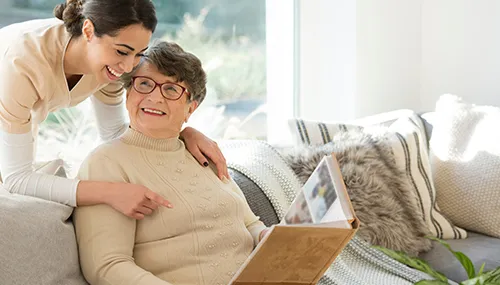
[[430, 95, 500, 238]]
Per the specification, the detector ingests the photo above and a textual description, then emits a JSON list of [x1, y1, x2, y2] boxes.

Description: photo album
[[230, 153, 359, 285]]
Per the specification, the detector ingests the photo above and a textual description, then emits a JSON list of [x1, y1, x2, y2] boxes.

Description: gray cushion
[[419, 232, 500, 282], [0, 189, 88, 285], [229, 168, 279, 227]]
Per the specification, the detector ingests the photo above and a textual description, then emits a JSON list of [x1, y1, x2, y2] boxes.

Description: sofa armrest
[[229, 168, 279, 227]]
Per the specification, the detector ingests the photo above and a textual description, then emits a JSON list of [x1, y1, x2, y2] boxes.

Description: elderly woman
[[73, 40, 268, 285]]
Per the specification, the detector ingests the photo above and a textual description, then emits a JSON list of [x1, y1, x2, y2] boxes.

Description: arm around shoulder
[[75, 150, 127, 207], [76, 145, 172, 218]]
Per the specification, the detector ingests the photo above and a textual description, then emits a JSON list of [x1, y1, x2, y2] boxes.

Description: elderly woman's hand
[[259, 227, 272, 242], [180, 126, 229, 180]]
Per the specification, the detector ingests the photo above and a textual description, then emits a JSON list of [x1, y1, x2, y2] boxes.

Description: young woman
[[0, 0, 228, 220]]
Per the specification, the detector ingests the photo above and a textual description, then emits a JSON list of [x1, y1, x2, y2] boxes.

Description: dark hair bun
[[53, 1, 84, 35], [53, 3, 67, 20]]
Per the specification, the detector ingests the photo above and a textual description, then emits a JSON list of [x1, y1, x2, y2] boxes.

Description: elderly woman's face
[[126, 61, 198, 138]]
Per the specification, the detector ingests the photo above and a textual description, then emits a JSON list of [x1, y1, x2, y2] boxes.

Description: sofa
[[234, 108, 500, 284], [1, 100, 499, 285]]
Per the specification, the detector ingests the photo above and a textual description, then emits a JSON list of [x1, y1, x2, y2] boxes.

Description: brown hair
[[54, 0, 157, 37], [123, 40, 207, 104]]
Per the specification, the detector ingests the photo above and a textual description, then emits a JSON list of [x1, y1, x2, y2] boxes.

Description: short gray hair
[[122, 40, 207, 103]]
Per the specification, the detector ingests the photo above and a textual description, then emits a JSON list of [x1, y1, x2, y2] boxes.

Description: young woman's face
[[83, 21, 152, 84]]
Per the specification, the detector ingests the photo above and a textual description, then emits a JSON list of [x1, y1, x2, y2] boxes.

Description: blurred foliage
[[13, 0, 266, 40], [12, 0, 60, 10], [37, 100, 101, 177], [162, 8, 266, 103], [14, 0, 267, 104]]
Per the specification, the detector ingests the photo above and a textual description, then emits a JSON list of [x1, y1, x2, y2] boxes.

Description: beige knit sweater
[[74, 128, 266, 285]]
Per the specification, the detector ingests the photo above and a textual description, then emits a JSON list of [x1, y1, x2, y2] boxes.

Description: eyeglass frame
[[130, 76, 190, 101]]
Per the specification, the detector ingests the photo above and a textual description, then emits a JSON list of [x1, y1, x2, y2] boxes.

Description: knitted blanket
[[220, 140, 436, 285]]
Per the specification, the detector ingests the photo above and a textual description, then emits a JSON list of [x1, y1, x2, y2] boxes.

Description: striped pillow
[[289, 119, 362, 146], [287, 115, 467, 239]]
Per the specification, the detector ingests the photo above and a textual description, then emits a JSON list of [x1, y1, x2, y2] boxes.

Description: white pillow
[[287, 113, 467, 239], [430, 94, 500, 238]]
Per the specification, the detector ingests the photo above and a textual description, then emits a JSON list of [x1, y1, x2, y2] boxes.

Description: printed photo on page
[[302, 158, 337, 223], [284, 191, 314, 224]]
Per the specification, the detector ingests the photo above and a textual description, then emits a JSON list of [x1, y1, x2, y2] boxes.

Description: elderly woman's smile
[[142, 108, 166, 116]]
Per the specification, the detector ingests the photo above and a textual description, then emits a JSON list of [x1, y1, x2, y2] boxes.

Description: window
[[152, 0, 267, 141], [0, 0, 268, 174]]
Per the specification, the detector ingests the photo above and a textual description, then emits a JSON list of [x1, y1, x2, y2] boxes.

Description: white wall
[[355, 0, 422, 117], [298, 0, 356, 122], [421, 0, 500, 111], [296, 0, 500, 124], [298, 0, 422, 121]]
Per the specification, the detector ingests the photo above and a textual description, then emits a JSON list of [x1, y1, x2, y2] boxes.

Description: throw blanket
[[220, 140, 436, 285]]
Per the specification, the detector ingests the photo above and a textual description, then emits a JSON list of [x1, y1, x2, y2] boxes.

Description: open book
[[229, 153, 359, 285]]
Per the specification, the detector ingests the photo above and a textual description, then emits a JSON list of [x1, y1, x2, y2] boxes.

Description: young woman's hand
[[77, 181, 173, 220], [181, 126, 229, 180], [105, 183, 173, 220]]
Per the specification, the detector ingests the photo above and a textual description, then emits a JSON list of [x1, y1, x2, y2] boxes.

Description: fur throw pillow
[[281, 127, 432, 256]]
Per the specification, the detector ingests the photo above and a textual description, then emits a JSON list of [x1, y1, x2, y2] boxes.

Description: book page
[[282, 154, 355, 226], [325, 154, 354, 221], [286, 219, 352, 229], [321, 199, 348, 223], [284, 191, 314, 224], [301, 157, 338, 223]]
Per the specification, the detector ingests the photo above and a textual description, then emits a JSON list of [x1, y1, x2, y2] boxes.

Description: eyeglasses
[[131, 76, 189, 101]]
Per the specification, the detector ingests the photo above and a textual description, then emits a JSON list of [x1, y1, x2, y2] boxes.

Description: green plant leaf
[[427, 236, 476, 279], [415, 280, 450, 285], [461, 275, 488, 285], [461, 267, 500, 285], [479, 263, 486, 276], [372, 246, 448, 282], [460, 277, 485, 285], [484, 267, 500, 284]]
